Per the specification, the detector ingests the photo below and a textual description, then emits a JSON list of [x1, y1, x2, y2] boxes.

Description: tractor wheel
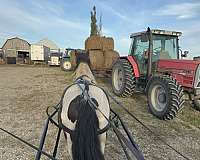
[[61, 60, 72, 71], [147, 76, 184, 120], [112, 59, 136, 97]]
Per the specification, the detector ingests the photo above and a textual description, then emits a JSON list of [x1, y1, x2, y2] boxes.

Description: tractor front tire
[[147, 76, 184, 120], [112, 59, 136, 97]]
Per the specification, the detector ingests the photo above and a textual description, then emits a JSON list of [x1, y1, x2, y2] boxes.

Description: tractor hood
[[157, 59, 200, 88]]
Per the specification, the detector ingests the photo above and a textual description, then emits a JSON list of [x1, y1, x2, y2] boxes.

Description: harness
[[58, 76, 110, 136], [0, 76, 192, 160], [57, 76, 145, 160]]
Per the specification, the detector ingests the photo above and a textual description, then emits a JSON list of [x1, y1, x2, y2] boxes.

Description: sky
[[0, 0, 200, 58]]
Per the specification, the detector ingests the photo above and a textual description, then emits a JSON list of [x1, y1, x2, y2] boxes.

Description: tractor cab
[[129, 29, 182, 76]]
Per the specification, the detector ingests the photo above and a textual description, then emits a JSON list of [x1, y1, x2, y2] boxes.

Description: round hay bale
[[85, 36, 102, 50], [89, 50, 104, 70], [194, 56, 200, 61], [104, 50, 119, 69], [102, 37, 114, 51]]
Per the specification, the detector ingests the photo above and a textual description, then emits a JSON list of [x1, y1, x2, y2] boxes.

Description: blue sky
[[0, 0, 200, 58]]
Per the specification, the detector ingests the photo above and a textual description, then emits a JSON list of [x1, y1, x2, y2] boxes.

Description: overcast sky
[[0, 0, 199, 58]]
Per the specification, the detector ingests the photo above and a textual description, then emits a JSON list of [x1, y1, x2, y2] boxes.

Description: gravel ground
[[0, 65, 200, 160]]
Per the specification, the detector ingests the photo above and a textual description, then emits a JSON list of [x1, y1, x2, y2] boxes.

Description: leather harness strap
[[58, 77, 110, 136], [57, 78, 145, 159]]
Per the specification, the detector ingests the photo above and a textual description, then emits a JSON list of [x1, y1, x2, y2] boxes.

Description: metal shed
[[36, 38, 60, 53], [2, 37, 30, 64]]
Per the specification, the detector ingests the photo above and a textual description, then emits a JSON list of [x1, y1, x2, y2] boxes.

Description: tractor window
[[152, 35, 178, 62], [131, 36, 149, 74]]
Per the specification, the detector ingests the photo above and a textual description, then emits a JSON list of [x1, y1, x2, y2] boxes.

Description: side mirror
[[181, 51, 189, 57], [141, 33, 148, 42]]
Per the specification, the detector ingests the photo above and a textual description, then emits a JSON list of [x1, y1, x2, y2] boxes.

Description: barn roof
[[1, 37, 30, 49], [36, 38, 59, 50]]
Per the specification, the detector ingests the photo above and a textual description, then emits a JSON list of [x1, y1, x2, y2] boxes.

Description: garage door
[[7, 57, 16, 64]]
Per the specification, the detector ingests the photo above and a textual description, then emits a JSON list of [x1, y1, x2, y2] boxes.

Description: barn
[[2, 37, 30, 64]]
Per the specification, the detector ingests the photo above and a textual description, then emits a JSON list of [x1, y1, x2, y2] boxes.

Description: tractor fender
[[120, 56, 140, 78]]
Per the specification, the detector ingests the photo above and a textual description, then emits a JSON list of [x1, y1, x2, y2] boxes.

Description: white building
[[36, 38, 60, 53]]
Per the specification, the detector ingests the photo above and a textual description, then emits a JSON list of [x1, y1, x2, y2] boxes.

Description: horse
[[60, 51, 110, 160]]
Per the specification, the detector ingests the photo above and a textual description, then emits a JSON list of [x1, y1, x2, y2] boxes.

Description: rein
[[0, 77, 192, 160], [74, 78, 145, 160], [0, 127, 57, 160], [70, 78, 191, 160], [58, 76, 110, 136]]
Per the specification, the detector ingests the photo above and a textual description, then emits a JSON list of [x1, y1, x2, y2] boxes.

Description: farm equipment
[[31, 44, 50, 64], [48, 52, 61, 66], [60, 48, 75, 71], [112, 28, 200, 120]]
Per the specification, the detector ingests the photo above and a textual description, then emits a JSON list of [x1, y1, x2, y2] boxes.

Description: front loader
[[112, 28, 200, 120]]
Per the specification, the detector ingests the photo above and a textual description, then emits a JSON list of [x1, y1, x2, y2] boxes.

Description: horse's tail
[[71, 98, 105, 160]]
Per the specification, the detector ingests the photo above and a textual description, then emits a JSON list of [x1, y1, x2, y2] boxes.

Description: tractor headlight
[[194, 64, 200, 88]]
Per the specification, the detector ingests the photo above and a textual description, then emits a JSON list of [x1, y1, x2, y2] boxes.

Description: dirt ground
[[0, 65, 200, 160]]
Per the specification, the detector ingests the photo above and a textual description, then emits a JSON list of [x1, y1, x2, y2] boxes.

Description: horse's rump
[[61, 83, 110, 134]]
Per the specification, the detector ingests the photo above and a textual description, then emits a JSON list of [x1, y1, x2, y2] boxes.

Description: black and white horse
[[60, 51, 110, 160]]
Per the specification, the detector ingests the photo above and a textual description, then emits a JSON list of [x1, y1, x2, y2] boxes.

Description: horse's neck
[[74, 62, 96, 84]]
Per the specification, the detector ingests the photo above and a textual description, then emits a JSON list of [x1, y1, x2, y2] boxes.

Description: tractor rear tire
[[112, 59, 136, 97], [147, 76, 184, 120], [61, 60, 72, 71]]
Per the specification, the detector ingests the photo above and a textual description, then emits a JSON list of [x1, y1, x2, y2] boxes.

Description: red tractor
[[112, 28, 200, 120]]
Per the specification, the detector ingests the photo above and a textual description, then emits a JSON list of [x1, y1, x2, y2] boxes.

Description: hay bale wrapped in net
[[102, 37, 114, 51], [85, 36, 102, 50], [88, 50, 104, 70], [104, 50, 119, 69]]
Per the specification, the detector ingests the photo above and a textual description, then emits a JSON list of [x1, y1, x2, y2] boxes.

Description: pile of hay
[[104, 50, 119, 69], [85, 36, 119, 70], [85, 36, 114, 51], [88, 50, 104, 70], [70, 36, 119, 70]]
